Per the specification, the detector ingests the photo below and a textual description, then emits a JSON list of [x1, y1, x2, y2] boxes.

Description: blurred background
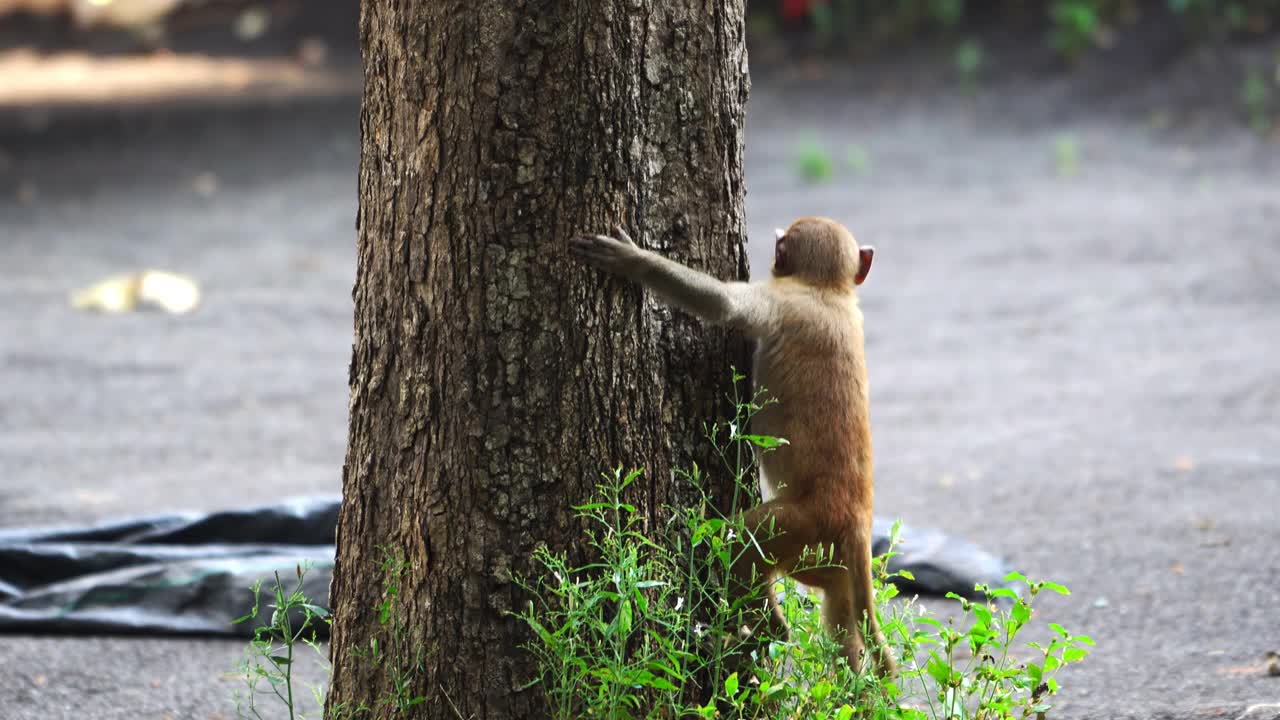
[[1, 2, 1278, 719]]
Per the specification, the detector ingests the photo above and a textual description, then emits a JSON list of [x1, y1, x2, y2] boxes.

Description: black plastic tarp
[[0, 498, 1009, 637]]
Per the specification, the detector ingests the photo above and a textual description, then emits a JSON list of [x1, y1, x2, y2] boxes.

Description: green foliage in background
[[1241, 66, 1276, 131], [954, 39, 985, 90], [768, 0, 1280, 58], [792, 137, 874, 184], [795, 136, 838, 183], [764, 0, 1280, 131], [1053, 134, 1082, 177]]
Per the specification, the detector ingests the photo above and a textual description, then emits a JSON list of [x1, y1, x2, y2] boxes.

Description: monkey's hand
[[569, 225, 644, 279]]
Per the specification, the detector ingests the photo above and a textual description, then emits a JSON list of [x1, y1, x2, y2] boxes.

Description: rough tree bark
[[326, 1, 750, 717]]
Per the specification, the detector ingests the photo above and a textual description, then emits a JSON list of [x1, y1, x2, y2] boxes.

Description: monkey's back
[[752, 283, 874, 528]]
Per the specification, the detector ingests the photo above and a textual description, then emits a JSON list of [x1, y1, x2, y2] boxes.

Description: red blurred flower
[[781, 0, 823, 21]]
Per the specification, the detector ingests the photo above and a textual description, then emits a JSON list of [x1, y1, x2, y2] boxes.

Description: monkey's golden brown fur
[[570, 216, 894, 678]]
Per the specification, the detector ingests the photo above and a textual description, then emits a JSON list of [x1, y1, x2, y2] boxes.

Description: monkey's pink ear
[[855, 246, 874, 286]]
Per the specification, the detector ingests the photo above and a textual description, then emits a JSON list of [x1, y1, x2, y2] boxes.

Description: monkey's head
[[772, 217, 873, 288]]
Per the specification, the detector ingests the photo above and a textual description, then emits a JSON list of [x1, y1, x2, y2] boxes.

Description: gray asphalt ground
[[2, 40, 1279, 720]]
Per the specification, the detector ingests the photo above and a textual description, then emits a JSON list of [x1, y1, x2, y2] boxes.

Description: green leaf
[[760, 681, 787, 699], [647, 660, 683, 680], [301, 603, 331, 618], [691, 519, 723, 546], [926, 654, 952, 685], [614, 598, 633, 638], [621, 467, 644, 487], [524, 617, 554, 644], [811, 679, 833, 702], [724, 672, 739, 697], [648, 676, 678, 692], [970, 604, 993, 627], [1011, 601, 1031, 627], [917, 616, 945, 630], [836, 705, 855, 720], [1063, 647, 1089, 663], [738, 434, 790, 449], [897, 569, 915, 581], [1041, 580, 1070, 596]]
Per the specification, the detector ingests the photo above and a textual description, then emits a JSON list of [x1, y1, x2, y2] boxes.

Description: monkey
[[569, 217, 895, 678]]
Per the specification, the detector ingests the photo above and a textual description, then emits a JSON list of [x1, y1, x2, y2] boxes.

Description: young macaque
[[569, 217, 894, 677]]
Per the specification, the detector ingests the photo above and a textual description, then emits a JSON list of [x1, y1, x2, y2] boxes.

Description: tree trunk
[[326, 1, 749, 718]]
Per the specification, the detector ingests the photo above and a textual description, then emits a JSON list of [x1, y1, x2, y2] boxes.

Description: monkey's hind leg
[[730, 500, 820, 647], [818, 567, 866, 670], [837, 530, 897, 678]]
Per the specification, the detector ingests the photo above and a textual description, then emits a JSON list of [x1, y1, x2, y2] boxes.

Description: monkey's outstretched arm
[[570, 225, 773, 336]]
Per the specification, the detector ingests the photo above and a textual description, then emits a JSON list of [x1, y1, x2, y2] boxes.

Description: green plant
[[886, 574, 1095, 720], [795, 137, 837, 183], [796, 137, 875, 183], [515, 371, 1094, 719], [773, 0, 1280, 65], [513, 372, 792, 717], [1053, 134, 1081, 177], [954, 39, 984, 91], [232, 550, 428, 719], [333, 549, 429, 717], [233, 563, 331, 720], [1048, 1, 1103, 60], [1241, 68, 1274, 133]]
